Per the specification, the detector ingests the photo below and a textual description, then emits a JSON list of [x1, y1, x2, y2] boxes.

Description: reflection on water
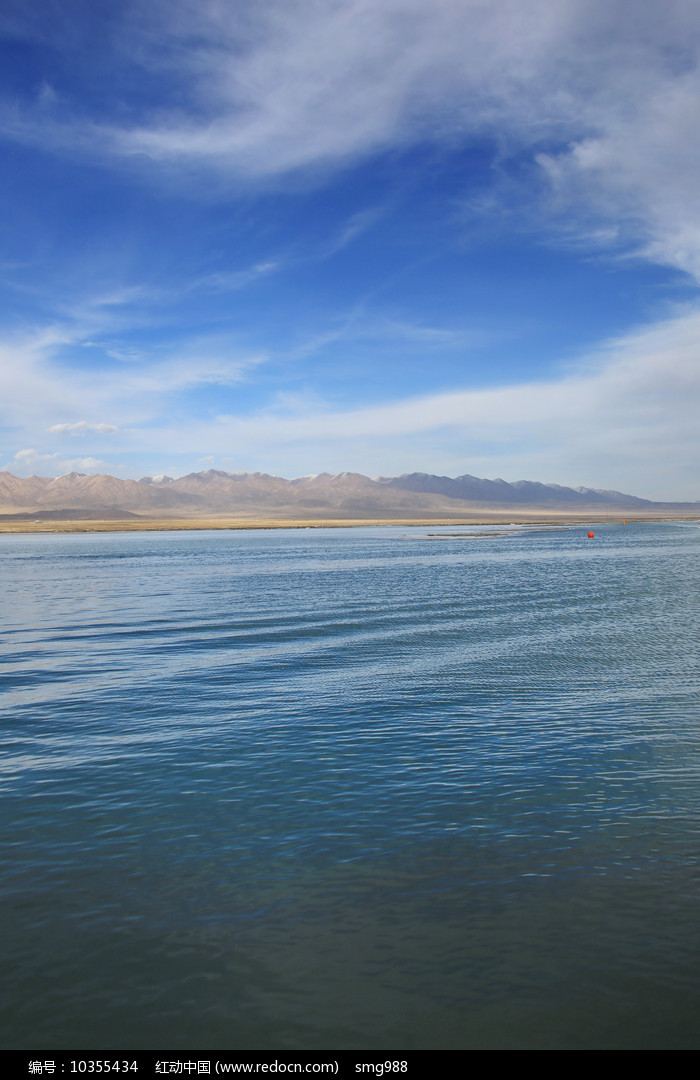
[[1, 523, 699, 1049]]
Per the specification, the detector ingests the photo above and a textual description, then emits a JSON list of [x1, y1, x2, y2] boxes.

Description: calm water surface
[[1, 522, 699, 1050]]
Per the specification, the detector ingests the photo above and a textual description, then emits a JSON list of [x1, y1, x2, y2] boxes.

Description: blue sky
[[1, 0, 700, 499]]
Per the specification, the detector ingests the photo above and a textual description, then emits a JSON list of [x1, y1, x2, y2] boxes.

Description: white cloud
[[71, 457, 106, 470], [134, 346, 264, 394], [13, 448, 107, 472], [323, 208, 386, 256], [1, 2, 573, 169], [189, 259, 282, 294], [14, 449, 60, 464], [0, 320, 264, 437], [49, 421, 118, 435], [3, 2, 700, 281]]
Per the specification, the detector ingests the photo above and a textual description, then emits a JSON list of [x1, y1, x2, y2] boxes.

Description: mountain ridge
[[0, 468, 695, 519]]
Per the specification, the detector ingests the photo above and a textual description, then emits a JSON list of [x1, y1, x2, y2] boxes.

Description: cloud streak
[[13, 448, 107, 472], [5, 1, 700, 281], [49, 421, 118, 436], [0, 319, 266, 441]]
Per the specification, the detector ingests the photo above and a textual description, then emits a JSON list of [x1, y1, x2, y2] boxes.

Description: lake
[[1, 521, 699, 1050]]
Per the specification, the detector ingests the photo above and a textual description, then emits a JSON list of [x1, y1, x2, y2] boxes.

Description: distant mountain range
[[0, 469, 695, 519]]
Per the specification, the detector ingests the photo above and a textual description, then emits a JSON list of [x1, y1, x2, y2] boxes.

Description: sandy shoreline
[[0, 509, 696, 534]]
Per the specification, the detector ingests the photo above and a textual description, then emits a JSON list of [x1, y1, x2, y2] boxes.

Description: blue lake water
[[1, 521, 699, 1050]]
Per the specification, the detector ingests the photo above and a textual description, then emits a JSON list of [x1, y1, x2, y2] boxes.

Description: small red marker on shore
[[587, 531, 595, 538]]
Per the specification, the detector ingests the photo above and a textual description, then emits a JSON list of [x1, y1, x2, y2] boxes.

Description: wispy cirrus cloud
[[4, 1, 700, 281], [187, 259, 282, 295], [0, 317, 266, 448]]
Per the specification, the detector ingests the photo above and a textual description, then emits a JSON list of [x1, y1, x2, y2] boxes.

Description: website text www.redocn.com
[[215, 1064, 337, 1075]]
